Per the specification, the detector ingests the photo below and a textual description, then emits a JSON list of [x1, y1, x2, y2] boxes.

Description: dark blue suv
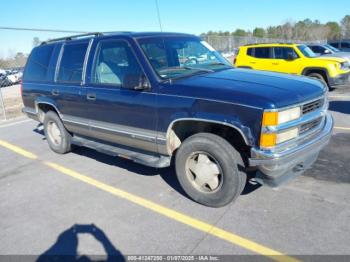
[[22, 32, 333, 207]]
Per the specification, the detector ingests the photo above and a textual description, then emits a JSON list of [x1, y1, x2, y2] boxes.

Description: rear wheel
[[175, 133, 247, 207], [43, 111, 72, 154]]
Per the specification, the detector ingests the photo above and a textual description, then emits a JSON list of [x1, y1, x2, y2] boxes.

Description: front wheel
[[307, 73, 329, 89], [175, 133, 247, 207]]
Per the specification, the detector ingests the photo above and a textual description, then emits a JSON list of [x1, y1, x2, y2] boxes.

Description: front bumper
[[249, 113, 333, 187], [329, 72, 350, 88]]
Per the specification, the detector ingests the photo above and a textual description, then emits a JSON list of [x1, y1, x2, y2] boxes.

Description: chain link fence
[[0, 33, 326, 121], [0, 57, 26, 121]]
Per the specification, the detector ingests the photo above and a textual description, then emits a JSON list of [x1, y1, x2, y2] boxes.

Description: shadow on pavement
[[36, 224, 124, 262], [329, 101, 350, 114], [304, 133, 350, 183]]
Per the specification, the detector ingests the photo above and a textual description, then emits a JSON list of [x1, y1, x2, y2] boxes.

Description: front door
[[271, 47, 300, 75], [84, 38, 158, 153]]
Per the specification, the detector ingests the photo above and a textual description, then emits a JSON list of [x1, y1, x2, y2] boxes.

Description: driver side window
[[92, 40, 142, 87]]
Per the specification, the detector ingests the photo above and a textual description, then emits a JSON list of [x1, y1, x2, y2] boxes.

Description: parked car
[[328, 40, 350, 52], [235, 43, 350, 89], [22, 32, 333, 207], [308, 44, 350, 61]]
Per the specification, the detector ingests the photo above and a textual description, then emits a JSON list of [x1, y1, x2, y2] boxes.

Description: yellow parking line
[[0, 140, 299, 262], [0, 140, 38, 159], [334, 126, 350, 131]]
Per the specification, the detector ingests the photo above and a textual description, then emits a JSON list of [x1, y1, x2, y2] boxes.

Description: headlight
[[340, 62, 350, 70], [262, 107, 301, 126], [260, 127, 299, 148]]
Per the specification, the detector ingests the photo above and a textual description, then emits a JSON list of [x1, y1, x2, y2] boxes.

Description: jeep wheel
[[175, 133, 247, 207], [43, 111, 72, 154]]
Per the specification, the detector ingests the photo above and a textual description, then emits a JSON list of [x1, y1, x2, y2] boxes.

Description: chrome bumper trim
[[249, 113, 333, 185]]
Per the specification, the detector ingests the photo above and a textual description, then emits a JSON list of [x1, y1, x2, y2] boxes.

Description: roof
[[242, 43, 301, 48], [41, 31, 197, 45]]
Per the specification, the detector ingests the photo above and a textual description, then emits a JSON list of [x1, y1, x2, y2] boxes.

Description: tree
[[253, 27, 265, 38], [341, 15, 350, 38], [325, 22, 341, 40], [232, 29, 247, 37], [32, 37, 41, 47]]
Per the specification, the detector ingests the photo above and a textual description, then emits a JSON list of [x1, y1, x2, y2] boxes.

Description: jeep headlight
[[262, 107, 301, 126], [340, 62, 350, 70]]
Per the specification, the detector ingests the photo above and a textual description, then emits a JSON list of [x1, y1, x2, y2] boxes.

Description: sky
[[0, 0, 349, 57]]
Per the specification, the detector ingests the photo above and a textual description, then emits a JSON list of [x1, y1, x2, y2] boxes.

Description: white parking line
[[0, 119, 32, 129]]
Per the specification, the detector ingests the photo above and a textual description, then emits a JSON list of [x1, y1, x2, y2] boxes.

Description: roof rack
[[243, 42, 296, 46], [41, 32, 102, 45]]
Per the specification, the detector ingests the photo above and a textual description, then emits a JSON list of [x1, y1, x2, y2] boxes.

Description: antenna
[[155, 0, 163, 32]]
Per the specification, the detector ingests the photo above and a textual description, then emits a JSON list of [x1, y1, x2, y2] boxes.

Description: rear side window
[[247, 48, 253, 56], [24, 45, 54, 81], [273, 47, 298, 59], [57, 42, 89, 83], [254, 47, 271, 58]]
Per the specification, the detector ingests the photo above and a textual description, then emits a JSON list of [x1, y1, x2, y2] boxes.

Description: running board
[[72, 136, 171, 168]]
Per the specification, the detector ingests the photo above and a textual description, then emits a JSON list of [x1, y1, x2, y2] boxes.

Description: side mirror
[[287, 54, 296, 61], [123, 73, 150, 90], [324, 50, 331, 54]]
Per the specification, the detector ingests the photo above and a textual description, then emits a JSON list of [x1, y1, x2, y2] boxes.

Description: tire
[[175, 133, 247, 207], [43, 111, 72, 154], [307, 73, 329, 89]]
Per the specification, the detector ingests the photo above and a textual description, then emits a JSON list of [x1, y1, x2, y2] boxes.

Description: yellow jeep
[[234, 43, 350, 89]]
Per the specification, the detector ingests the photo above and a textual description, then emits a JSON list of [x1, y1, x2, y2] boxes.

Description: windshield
[[325, 44, 340, 52], [297, 45, 318, 58], [138, 37, 232, 80]]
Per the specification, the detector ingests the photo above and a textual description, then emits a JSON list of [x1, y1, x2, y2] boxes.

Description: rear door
[[271, 47, 300, 74], [54, 40, 91, 136], [247, 47, 273, 71], [84, 38, 158, 153]]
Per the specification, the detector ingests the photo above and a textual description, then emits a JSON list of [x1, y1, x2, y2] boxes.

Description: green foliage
[[202, 15, 350, 40]]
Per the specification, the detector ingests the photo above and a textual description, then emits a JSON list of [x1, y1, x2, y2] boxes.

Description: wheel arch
[[302, 67, 330, 84], [164, 118, 253, 162], [35, 99, 61, 122]]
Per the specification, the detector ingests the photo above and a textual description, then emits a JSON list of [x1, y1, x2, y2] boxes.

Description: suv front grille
[[302, 98, 324, 115], [299, 117, 322, 135]]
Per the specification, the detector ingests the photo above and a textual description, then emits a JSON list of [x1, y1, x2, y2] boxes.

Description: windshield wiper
[[183, 66, 214, 73]]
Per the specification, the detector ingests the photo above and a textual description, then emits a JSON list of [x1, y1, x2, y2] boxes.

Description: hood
[[168, 69, 325, 109], [314, 56, 347, 63], [322, 53, 350, 61]]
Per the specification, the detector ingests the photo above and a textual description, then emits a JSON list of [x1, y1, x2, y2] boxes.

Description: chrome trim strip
[[62, 115, 159, 143], [262, 108, 327, 133], [54, 44, 64, 82], [82, 38, 94, 85]]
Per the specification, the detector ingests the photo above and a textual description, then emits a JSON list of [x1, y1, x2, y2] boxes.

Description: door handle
[[272, 62, 279, 65], [51, 89, 59, 96], [87, 93, 96, 101], [250, 62, 256, 64]]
